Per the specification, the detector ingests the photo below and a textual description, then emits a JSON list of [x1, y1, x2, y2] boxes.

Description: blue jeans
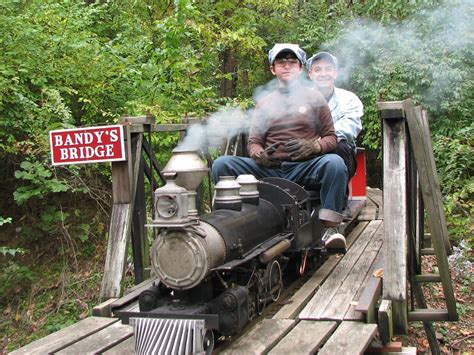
[[212, 154, 348, 224]]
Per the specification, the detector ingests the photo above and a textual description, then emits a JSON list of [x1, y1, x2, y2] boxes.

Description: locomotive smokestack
[[162, 149, 208, 217]]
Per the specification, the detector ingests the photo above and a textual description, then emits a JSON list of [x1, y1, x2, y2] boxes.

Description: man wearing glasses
[[212, 43, 348, 250]]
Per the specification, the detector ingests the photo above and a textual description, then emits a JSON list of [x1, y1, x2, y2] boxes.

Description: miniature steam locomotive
[[119, 149, 335, 354]]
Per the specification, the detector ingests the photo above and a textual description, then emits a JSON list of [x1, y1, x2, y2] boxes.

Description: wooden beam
[[403, 101, 457, 321], [414, 274, 442, 283], [100, 204, 132, 299], [101, 132, 145, 298], [381, 107, 408, 334], [378, 300, 393, 345], [353, 254, 384, 323], [408, 309, 450, 321], [420, 248, 435, 255], [92, 298, 118, 317]]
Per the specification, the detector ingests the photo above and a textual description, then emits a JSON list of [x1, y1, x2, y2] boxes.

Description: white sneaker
[[322, 227, 346, 249]]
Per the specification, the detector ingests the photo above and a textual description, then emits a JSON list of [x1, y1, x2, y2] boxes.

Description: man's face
[[270, 52, 302, 83], [308, 58, 338, 91]]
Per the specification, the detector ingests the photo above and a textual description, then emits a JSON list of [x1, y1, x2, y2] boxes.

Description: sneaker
[[322, 227, 346, 249]]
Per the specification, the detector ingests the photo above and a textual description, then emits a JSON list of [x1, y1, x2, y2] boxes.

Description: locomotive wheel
[[267, 260, 283, 302]]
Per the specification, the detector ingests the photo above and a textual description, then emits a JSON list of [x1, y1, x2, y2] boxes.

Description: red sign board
[[49, 125, 126, 166]]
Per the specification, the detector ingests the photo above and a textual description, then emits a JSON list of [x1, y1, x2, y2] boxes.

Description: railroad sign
[[49, 125, 126, 166]]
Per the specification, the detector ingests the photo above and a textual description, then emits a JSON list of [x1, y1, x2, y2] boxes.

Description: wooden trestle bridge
[[12, 99, 458, 354]]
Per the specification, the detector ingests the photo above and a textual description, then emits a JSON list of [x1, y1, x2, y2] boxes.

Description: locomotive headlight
[[155, 195, 178, 218]]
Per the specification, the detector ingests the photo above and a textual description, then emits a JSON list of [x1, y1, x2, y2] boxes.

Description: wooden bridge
[[11, 99, 457, 354]]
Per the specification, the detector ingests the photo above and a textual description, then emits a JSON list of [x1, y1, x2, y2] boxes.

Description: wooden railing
[[379, 99, 458, 351]]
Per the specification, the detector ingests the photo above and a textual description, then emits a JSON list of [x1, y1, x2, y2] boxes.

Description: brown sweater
[[247, 84, 337, 161]]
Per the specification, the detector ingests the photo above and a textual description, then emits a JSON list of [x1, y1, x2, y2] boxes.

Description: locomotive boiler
[[118, 149, 325, 354]]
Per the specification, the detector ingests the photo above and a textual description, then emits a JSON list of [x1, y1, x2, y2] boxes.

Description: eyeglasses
[[273, 58, 300, 67]]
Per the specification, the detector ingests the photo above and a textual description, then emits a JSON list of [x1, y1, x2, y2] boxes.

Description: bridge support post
[[380, 102, 409, 334]]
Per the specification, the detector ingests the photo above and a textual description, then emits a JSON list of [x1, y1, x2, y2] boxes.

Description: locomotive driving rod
[[259, 239, 291, 264]]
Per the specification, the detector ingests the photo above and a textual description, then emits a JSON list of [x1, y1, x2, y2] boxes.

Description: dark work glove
[[284, 139, 322, 161], [254, 150, 281, 168]]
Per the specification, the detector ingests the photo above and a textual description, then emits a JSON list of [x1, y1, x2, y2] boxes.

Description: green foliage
[[0, 262, 35, 303], [433, 125, 474, 244], [14, 160, 69, 205], [0, 216, 12, 226]]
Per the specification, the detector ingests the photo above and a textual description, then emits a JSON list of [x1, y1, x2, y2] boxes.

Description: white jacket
[[327, 87, 363, 150]]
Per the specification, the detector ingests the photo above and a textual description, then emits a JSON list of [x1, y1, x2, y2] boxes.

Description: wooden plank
[[358, 205, 377, 221], [130, 123, 188, 133], [378, 300, 393, 345], [110, 278, 157, 312], [220, 319, 295, 355], [121, 115, 156, 125], [346, 252, 384, 322], [407, 309, 450, 321], [273, 222, 369, 319], [103, 336, 135, 354], [56, 321, 133, 354], [318, 321, 378, 355], [100, 203, 132, 299], [92, 298, 118, 317], [101, 132, 143, 299], [403, 101, 457, 320], [417, 107, 451, 254], [268, 321, 337, 355], [131, 147, 150, 283], [10, 317, 118, 355], [414, 273, 442, 283], [111, 125, 133, 204], [382, 111, 408, 334], [320, 223, 384, 320], [299, 220, 382, 320], [367, 187, 383, 216]]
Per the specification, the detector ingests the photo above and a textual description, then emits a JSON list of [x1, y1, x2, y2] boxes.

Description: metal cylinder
[[214, 176, 242, 211], [236, 174, 259, 205], [259, 239, 292, 264]]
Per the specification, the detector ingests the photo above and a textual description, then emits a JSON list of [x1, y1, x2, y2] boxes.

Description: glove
[[284, 139, 321, 161], [254, 150, 281, 168]]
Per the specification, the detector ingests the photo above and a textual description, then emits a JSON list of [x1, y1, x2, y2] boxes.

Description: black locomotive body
[[118, 150, 327, 354]]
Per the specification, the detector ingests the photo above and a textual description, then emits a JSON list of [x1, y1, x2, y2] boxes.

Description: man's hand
[[284, 139, 321, 161], [254, 150, 280, 168]]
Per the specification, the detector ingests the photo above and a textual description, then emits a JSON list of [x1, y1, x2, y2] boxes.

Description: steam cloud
[[321, 0, 473, 101]]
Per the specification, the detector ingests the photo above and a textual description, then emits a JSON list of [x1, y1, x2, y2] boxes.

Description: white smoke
[[320, 0, 473, 101], [177, 73, 317, 153], [177, 107, 250, 152]]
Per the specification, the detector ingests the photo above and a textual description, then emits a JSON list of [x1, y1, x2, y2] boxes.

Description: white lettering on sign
[[59, 145, 116, 160]]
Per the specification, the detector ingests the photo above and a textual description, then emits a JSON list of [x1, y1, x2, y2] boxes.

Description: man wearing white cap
[[306, 52, 363, 180], [213, 43, 348, 250]]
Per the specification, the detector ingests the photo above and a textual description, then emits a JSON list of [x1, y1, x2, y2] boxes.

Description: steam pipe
[[259, 239, 291, 264]]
